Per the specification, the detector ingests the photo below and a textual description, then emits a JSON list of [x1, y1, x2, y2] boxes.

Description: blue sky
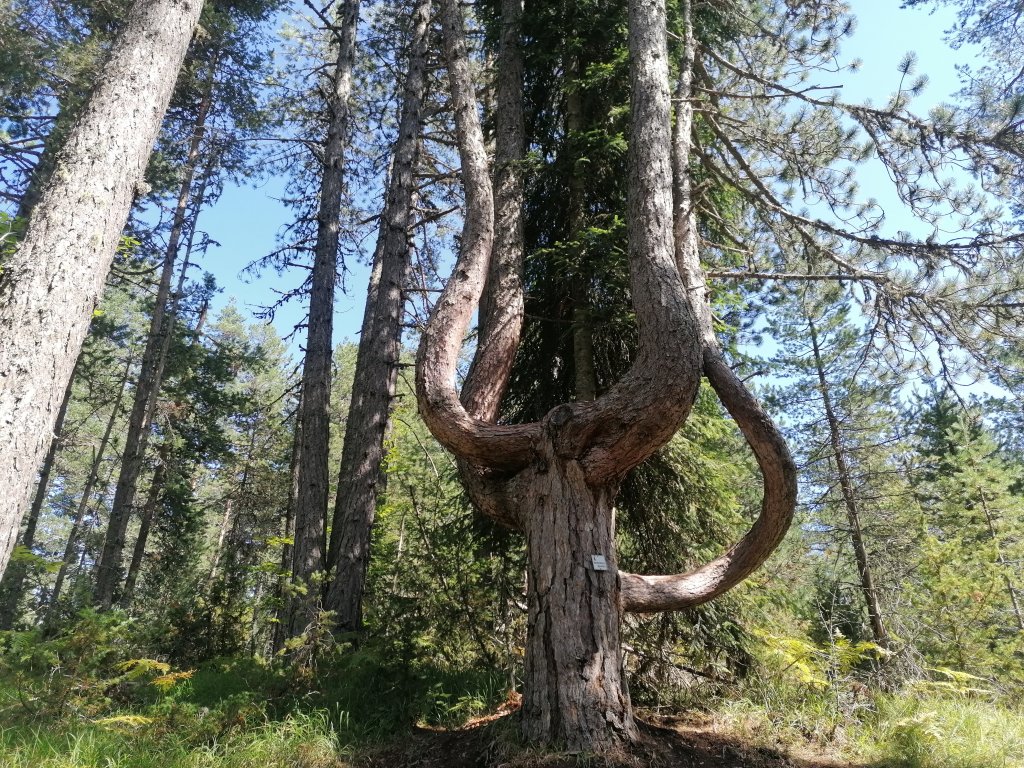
[[197, 1, 975, 351]]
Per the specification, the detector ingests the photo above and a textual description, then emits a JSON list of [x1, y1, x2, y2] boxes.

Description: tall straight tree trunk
[[324, 0, 431, 633], [208, 415, 257, 589], [808, 317, 889, 648], [208, 472, 248, 588], [0, 370, 76, 629], [0, 0, 204, 583], [119, 298, 209, 610], [45, 358, 132, 625], [272, 407, 301, 656], [288, 0, 360, 638], [119, 456, 168, 610], [93, 73, 217, 609]]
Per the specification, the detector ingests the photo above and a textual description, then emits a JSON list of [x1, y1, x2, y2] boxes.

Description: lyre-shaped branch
[[620, 0, 797, 613], [414, 0, 539, 470], [418, 0, 704, 484]]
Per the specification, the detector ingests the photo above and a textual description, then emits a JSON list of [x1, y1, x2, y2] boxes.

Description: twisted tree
[[416, 0, 796, 749]]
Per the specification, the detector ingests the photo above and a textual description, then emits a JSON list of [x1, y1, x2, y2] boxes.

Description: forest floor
[[4, 650, 1023, 767], [359, 713, 859, 768]]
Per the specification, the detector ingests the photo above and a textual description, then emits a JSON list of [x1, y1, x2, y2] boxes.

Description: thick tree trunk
[[93, 75, 216, 610], [808, 318, 889, 648], [288, 0, 360, 638], [0, 369, 75, 629], [0, 0, 204, 583], [418, 0, 794, 750], [519, 442, 636, 749], [324, 0, 430, 633]]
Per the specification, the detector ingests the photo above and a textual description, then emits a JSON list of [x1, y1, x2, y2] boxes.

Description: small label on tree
[[591, 554, 608, 571]]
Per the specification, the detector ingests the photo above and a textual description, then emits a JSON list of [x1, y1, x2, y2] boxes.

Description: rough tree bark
[[288, 0, 360, 638], [93, 72, 217, 610], [416, 0, 797, 750], [0, 0, 205, 583], [323, 0, 431, 632], [0, 368, 75, 629]]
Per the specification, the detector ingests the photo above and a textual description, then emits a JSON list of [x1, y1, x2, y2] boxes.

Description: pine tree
[[908, 396, 1024, 684], [0, 0, 205, 582], [324, 0, 433, 633], [415, 0, 796, 748]]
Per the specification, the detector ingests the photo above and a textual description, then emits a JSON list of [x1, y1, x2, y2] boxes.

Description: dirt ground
[[357, 712, 864, 768]]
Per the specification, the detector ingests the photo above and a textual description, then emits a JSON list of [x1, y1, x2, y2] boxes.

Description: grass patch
[[711, 686, 1024, 768], [858, 693, 1024, 768], [0, 645, 510, 767], [0, 710, 344, 768]]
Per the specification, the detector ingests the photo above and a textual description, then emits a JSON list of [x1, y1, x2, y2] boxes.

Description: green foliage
[[365, 374, 526, 678], [0, 610, 146, 720], [754, 630, 886, 692], [619, 385, 761, 703], [907, 395, 1024, 689]]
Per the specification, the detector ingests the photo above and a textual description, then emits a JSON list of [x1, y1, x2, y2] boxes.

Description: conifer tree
[[417, 0, 796, 748], [324, 0, 433, 632], [908, 395, 1024, 682], [285, 0, 360, 639], [0, 0, 206, 582]]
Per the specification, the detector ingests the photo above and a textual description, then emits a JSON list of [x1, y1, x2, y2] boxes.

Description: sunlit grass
[[858, 693, 1024, 768], [711, 686, 1024, 768], [0, 710, 346, 768]]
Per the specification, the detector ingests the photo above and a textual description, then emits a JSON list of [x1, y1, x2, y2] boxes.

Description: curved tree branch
[[460, 0, 526, 424], [620, 2, 797, 613], [414, 0, 539, 470], [620, 348, 798, 612], [420, 0, 702, 486], [550, 0, 702, 484], [453, 0, 530, 530]]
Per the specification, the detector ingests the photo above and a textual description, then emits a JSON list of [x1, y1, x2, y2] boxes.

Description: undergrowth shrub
[[0, 609, 146, 719]]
